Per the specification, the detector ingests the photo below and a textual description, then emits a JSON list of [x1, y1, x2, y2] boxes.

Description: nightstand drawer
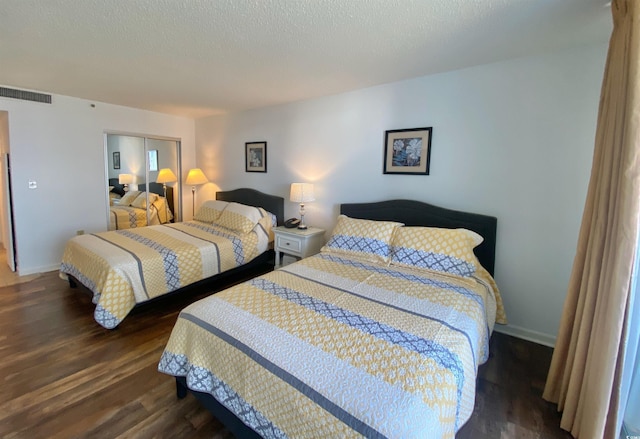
[[276, 235, 302, 254], [273, 226, 326, 267]]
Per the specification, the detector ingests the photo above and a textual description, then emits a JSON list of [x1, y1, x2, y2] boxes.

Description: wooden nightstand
[[274, 226, 325, 267]]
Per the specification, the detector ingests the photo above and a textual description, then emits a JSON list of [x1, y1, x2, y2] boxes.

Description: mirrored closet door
[[105, 133, 181, 230]]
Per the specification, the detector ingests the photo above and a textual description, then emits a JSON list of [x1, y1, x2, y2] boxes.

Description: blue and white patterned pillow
[[390, 227, 483, 277], [321, 215, 403, 264]]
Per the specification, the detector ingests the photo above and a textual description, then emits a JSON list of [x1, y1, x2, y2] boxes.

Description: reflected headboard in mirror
[[108, 178, 125, 197]]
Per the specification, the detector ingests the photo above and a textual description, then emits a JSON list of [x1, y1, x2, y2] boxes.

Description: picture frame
[[113, 151, 120, 170], [148, 149, 158, 172], [245, 141, 267, 173], [383, 127, 432, 175]]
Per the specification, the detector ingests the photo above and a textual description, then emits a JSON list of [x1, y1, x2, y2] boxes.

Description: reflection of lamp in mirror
[[118, 173, 134, 191], [290, 183, 315, 230], [156, 168, 177, 223], [185, 168, 208, 216]]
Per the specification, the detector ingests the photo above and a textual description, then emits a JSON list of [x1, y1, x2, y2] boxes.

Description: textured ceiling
[[0, 0, 612, 119]]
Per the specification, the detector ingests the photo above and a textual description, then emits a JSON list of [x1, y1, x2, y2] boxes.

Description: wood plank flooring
[[1, 270, 572, 438], [0, 249, 41, 287]]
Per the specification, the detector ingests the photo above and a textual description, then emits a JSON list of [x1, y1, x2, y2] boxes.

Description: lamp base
[[191, 186, 196, 217], [298, 210, 308, 229]]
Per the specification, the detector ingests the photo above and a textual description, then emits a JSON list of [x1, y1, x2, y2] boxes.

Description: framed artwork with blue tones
[[383, 127, 432, 175]]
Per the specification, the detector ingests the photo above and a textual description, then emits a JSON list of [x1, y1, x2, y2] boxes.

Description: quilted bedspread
[[158, 252, 500, 438], [109, 205, 150, 230], [109, 199, 172, 230], [60, 221, 265, 329]]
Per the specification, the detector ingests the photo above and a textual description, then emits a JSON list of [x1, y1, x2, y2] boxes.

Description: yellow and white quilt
[[60, 221, 269, 329], [109, 197, 173, 230], [158, 252, 501, 438], [109, 205, 152, 230]]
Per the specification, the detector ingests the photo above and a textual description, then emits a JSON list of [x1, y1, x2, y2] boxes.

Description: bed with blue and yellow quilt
[[158, 199, 507, 439], [60, 188, 284, 329], [108, 196, 172, 230]]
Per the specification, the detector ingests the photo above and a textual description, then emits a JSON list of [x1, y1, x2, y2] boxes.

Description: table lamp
[[118, 173, 134, 191], [289, 183, 315, 230]]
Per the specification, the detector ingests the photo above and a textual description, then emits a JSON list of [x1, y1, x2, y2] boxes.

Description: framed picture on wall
[[245, 141, 267, 173], [113, 151, 120, 170], [148, 150, 158, 171], [383, 127, 432, 175]]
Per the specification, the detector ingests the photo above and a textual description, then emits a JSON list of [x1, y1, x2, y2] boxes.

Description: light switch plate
[[28, 180, 37, 189]]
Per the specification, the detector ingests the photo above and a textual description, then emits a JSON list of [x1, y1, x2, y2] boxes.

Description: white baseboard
[[494, 324, 557, 348], [18, 264, 59, 276]]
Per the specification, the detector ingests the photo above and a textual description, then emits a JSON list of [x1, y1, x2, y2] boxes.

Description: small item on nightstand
[[284, 218, 301, 228]]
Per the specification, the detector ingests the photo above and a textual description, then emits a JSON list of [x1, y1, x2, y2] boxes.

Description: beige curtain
[[542, 1, 640, 438]]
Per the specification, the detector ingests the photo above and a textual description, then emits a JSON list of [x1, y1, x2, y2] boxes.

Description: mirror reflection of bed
[[105, 133, 181, 231], [108, 178, 175, 230]]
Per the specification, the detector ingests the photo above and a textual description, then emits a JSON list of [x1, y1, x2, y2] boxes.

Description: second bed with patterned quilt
[[158, 200, 507, 439], [60, 188, 284, 329]]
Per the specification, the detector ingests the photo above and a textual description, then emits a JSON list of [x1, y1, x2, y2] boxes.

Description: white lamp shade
[[156, 168, 177, 184], [118, 173, 134, 185], [185, 168, 208, 186], [290, 183, 315, 203]]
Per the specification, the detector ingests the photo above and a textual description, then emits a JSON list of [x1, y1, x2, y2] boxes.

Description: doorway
[[0, 111, 15, 271]]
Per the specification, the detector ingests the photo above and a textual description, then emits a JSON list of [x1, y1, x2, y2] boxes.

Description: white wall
[[195, 44, 608, 345], [0, 93, 196, 275]]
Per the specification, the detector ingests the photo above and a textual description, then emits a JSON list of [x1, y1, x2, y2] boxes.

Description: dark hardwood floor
[[457, 332, 572, 438], [1, 270, 572, 439]]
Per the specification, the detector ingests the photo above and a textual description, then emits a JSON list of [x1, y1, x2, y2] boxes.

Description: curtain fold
[[620, 276, 640, 434], [542, 1, 640, 438]]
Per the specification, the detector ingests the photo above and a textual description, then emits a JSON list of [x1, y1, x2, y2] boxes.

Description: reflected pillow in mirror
[[118, 190, 141, 206], [132, 192, 159, 209]]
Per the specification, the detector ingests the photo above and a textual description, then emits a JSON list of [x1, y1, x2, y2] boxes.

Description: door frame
[[0, 110, 16, 271]]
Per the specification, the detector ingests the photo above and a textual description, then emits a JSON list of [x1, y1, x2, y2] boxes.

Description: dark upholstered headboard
[[216, 188, 285, 226], [108, 178, 125, 197], [340, 199, 498, 276]]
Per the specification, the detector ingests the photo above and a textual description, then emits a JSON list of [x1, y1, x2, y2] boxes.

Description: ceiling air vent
[[0, 87, 52, 104]]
